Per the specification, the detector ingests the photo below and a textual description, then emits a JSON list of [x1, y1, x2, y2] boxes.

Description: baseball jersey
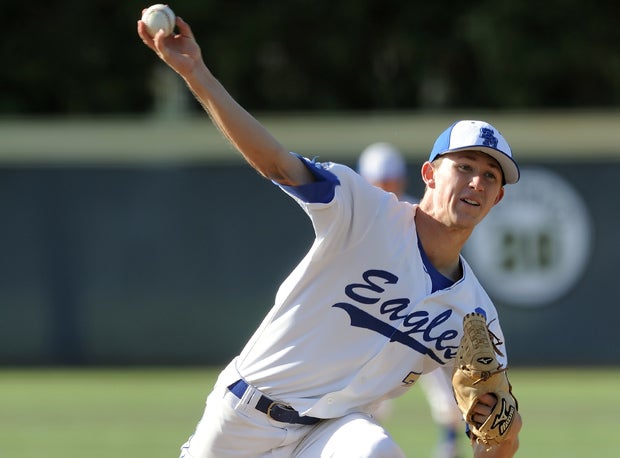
[[234, 155, 508, 419]]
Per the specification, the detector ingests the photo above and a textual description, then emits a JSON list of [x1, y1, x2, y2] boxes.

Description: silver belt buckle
[[266, 400, 294, 419]]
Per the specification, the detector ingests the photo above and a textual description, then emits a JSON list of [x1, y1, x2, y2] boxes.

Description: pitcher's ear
[[421, 161, 435, 188], [493, 187, 505, 205]]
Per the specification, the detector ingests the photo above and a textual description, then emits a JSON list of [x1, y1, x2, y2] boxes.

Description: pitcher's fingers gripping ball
[[452, 312, 518, 446], [141, 4, 176, 37]]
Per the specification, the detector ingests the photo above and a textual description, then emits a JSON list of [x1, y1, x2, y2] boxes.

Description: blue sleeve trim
[[281, 154, 340, 203]]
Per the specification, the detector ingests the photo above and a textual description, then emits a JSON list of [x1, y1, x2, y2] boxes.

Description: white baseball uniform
[[180, 155, 508, 458]]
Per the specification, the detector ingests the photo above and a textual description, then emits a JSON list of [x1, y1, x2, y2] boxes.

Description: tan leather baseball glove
[[452, 312, 518, 446]]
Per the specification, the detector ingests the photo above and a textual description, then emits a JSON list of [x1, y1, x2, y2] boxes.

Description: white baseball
[[141, 4, 176, 37]]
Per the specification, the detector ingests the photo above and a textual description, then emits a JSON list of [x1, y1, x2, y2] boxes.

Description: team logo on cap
[[479, 128, 499, 149]]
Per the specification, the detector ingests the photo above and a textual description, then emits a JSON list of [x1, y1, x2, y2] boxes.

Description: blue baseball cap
[[429, 120, 520, 184]]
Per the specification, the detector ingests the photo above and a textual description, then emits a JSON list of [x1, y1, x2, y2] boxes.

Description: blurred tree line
[[3, 0, 620, 115]]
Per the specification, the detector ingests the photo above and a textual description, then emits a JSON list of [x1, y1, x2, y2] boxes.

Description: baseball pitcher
[[138, 11, 522, 458]]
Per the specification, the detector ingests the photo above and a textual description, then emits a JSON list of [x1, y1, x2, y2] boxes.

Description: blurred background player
[[358, 142, 464, 458], [358, 143, 417, 203]]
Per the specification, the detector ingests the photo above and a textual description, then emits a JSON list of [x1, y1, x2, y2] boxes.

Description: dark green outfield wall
[[0, 158, 617, 366], [0, 164, 313, 365], [2, 112, 619, 366]]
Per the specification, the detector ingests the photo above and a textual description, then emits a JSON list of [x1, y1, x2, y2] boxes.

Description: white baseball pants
[[179, 363, 405, 458]]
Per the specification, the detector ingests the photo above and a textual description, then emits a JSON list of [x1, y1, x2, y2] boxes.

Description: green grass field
[[1, 367, 617, 457]]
